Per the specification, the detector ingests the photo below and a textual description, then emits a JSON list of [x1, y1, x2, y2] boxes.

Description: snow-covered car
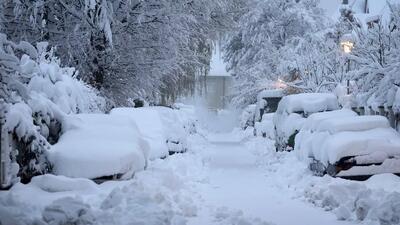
[[254, 89, 284, 122], [49, 113, 149, 180], [110, 107, 188, 158], [273, 93, 339, 151], [296, 112, 400, 180]]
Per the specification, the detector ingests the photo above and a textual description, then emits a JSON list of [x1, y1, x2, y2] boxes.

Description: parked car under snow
[[273, 93, 340, 151], [110, 107, 188, 158], [296, 111, 400, 180]]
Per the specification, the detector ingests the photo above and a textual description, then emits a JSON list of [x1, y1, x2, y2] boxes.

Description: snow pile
[[49, 113, 149, 179], [110, 106, 189, 159], [0, 134, 208, 225], [42, 197, 96, 225], [273, 93, 339, 151], [304, 174, 400, 224], [0, 35, 105, 187], [242, 132, 400, 225], [30, 174, 99, 193], [254, 113, 275, 139], [213, 207, 272, 225], [173, 103, 197, 135]]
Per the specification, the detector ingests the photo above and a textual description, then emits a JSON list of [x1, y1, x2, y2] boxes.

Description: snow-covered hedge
[[0, 34, 105, 187]]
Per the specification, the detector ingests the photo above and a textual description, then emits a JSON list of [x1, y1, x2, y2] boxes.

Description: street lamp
[[340, 35, 354, 95], [275, 79, 287, 89]]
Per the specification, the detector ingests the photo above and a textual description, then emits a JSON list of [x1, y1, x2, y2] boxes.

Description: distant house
[[199, 44, 233, 110], [320, 0, 396, 27]]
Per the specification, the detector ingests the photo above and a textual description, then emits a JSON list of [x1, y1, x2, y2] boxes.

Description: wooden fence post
[[388, 106, 396, 129], [0, 123, 6, 189]]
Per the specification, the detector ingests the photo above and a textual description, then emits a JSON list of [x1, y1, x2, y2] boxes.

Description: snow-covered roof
[[208, 44, 231, 77], [323, 0, 398, 27], [257, 89, 284, 100]]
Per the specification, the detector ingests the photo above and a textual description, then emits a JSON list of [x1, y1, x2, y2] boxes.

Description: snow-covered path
[[189, 135, 356, 225]]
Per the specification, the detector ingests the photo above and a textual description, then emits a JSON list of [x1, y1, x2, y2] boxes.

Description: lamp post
[[340, 37, 354, 95]]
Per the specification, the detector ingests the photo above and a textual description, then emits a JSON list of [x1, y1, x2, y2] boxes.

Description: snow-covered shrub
[[240, 104, 256, 130], [0, 34, 105, 187]]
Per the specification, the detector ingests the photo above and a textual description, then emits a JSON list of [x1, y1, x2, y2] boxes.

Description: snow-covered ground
[[1, 108, 400, 225]]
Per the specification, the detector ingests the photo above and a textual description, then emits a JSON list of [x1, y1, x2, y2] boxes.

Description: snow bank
[[42, 197, 96, 225], [110, 106, 189, 159], [30, 174, 99, 193], [49, 113, 149, 179], [242, 132, 400, 225], [304, 175, 400, 224]]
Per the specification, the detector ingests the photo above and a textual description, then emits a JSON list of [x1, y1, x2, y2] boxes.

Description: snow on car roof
[[322, 128, 400, 165], [300, 109, 358, 132], [316, 115, 390, 134], [277, 93, 339, 114]]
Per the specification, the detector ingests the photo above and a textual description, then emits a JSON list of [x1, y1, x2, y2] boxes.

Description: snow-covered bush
[[240, 104, 256, 130], [0, 34, 105, 187], [273, 93, 339, 151]]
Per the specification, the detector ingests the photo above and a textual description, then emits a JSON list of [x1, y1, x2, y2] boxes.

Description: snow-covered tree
[[224, 0, 328, 106], [0, 33, 104, 186], [1, 0, 243, 106]]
